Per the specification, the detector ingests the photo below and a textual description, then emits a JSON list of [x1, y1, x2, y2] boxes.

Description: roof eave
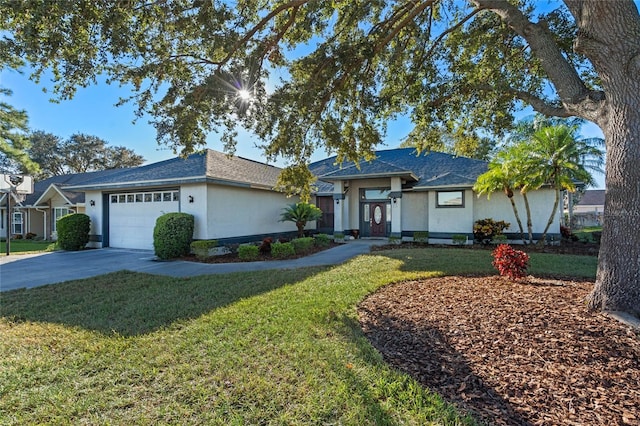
[[319, 171, 419, 182], [65, 176, 277, 192], [411, 183, 475, 191]]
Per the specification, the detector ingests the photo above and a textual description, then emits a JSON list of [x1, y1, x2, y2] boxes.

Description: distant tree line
[[0, 130, 144, 179]]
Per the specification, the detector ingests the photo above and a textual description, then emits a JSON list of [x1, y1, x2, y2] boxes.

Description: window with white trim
[[109, 191, 180, 204], [53, 207, 73, 232], [12, 212, 23, 235]]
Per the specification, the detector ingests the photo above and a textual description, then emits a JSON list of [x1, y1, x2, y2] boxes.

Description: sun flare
[[238, 89, 251, 100]]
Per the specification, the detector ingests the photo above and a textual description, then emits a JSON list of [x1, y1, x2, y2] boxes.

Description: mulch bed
[[179, 242, 339, 263], [358, 275, 640, 425]]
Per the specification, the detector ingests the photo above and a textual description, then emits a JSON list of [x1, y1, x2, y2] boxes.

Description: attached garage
[[107, 190, 180, 250]]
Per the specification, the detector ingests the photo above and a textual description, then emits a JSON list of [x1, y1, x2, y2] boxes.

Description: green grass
[[0, 239, 55, 255], [0, 248, 597, 425]]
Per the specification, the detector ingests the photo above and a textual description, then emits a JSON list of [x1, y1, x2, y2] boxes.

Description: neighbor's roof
[[66, 150, 282, 191], [17, 169, 127, 206], [577, 189, 605, 206], [310, 148, 488, 191]]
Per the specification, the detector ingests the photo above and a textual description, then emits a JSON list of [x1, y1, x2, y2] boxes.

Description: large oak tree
[[2, 0, 638, 317]]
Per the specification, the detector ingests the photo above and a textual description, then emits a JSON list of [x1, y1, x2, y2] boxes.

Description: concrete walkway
[[0, 239, 387, 292]]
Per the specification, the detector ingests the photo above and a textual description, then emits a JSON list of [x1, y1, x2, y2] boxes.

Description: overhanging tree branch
[[471, 0, 603, 118]]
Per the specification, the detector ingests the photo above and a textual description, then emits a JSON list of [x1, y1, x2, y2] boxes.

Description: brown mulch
[[358, 275, 640, 426]]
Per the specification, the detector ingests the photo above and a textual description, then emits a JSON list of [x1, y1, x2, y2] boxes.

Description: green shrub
[[413, 231, 429, 244], [153, 213, 194, 260], [452, 234, 468, 245], [333, 233, 345, 242], [473, 218, 510, 245], [57, 213, 91, 251], [271, 241, 295, 259], [238, 244, 259, 261], [190, 239, 218, 260], [491, 234, 508, 245], [388, 235, 401, 245], [313, 233, 331, 247], [291, 237, 315, 254]]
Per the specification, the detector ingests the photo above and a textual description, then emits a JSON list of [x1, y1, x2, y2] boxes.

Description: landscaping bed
[[372, 240, 601, 257], [180, 241, 339, 263], [359, 275, 640, 425]]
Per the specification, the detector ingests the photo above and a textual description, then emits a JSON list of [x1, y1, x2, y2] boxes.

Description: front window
[[12, 212, 23, 235], [436, 190, 464, 207], [361, 188, 391, 200], [53, 207, 73, 232]]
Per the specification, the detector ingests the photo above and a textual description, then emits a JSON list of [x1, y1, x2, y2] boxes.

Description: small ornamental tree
[[492, 244, 530, 281], [56, 213, 90, 251], [279, 202, 322, 237], [153, 212, 194, 260]]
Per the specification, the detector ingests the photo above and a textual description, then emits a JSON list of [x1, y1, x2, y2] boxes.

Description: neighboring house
[[0, 169, 124, 241], [572, 189, 605, 227], [1, 147, 561, 249]]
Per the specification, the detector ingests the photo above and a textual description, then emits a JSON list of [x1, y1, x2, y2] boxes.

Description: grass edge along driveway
[[0, 248, 596, 425]]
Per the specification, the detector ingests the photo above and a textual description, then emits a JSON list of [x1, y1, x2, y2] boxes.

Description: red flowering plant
[[492, 244, 530, 281]]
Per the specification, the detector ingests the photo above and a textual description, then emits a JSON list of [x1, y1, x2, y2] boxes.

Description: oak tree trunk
[[577, 1, 640, 317], [589, 106, 640, 317]]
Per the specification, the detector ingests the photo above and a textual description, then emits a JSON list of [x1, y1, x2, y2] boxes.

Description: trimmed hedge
[[238, 245, 259, 261], [153, 213, 194, 260], [271, 241, 295, 259], [291, 237, 315, 254], [57, 213, 91, 251], [313, 233, 331, 247]]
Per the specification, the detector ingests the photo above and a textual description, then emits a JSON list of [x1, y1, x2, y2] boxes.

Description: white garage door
[[108, 190, 180, 250]]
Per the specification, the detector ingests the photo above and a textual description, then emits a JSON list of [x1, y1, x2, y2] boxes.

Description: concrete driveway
[[0, 240, 385, 292]]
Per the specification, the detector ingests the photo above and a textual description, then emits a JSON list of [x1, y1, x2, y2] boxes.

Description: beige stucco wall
[[401, 192, 428, 231], [84, 190, 103, 248], [204, 184, 303, 240], [28, 209, 45, 238], [179, 183, 208, 240], [474, 188, 560, 234], [428, 189, 475, 234]]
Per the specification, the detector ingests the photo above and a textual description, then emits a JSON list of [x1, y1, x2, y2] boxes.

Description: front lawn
[[0, 239, 54, 255], [0, 248, 598, 424]]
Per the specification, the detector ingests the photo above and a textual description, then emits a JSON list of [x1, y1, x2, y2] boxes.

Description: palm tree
[[279, 202, 323, 237], [474, 147, 528, 244], [525, 124, 604, 245]]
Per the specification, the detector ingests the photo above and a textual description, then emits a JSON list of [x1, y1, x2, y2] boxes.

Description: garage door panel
[[109, 191, 179, 250]]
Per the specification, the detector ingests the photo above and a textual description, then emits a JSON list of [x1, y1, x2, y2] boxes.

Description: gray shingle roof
[[319, 159, 418, 181], [21, 169, 127, 206], [309, 148, 488, 190], [578, 189, 605, 206], [66, 150, 282, 191]]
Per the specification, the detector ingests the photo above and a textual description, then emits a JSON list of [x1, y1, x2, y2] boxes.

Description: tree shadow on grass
[[0, 268, 325, 336]]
